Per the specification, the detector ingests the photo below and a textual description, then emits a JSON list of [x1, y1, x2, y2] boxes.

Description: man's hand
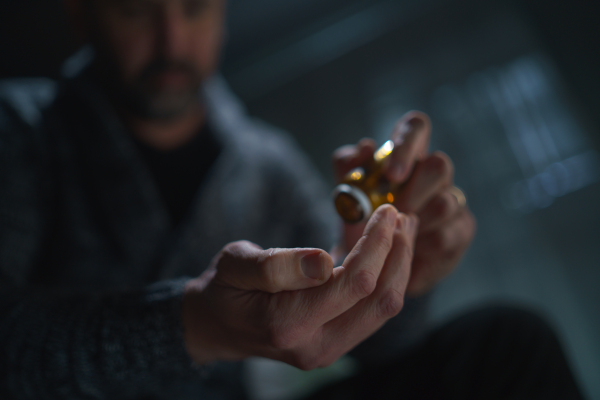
[[182, 206, 418, 368], [332, 111, 476, 297]]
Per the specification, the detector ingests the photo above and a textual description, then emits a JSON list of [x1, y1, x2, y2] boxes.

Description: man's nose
[[157, 7, 188, 59]]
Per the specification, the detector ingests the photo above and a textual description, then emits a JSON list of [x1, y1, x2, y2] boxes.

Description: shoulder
[[0, 81, 58, 279], [0, 78, 59, 128], [0, 78, 60, 196], [0, 78, 59, 156], [203, 74, 313, 175]]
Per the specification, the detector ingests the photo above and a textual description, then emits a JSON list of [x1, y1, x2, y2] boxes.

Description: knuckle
[[429, 152, 454, 180], [434, 194, 453, 219], [352, 269, 378, 298], [377, 289, 405, 318]]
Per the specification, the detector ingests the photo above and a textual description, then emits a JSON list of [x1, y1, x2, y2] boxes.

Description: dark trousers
[[308, 307, 584, 400]]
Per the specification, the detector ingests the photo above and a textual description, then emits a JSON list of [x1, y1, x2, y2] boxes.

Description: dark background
[[1, 0, 599, 398]]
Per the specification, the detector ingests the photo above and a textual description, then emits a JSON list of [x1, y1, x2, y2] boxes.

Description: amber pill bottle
[[332, 140, 404, 224]]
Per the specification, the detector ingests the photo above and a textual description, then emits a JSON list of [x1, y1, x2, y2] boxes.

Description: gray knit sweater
[[0, 54, 429, 399]]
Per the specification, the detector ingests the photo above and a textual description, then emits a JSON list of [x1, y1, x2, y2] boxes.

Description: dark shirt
[[132, 125, 222, 227]]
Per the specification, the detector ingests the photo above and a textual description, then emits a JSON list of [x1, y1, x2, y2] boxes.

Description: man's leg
[[307, 306, 584, 400]]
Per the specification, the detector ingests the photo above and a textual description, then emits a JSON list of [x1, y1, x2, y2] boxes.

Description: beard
[[119, 58, 204, 120], [93, 55, 205, 121]]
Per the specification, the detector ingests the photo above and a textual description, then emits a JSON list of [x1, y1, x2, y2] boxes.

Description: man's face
[[86, 0, 226, 119]]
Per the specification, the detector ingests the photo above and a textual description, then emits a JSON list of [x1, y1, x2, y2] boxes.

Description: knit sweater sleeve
[[0, 95, 197, 399], [0, 280, 197, 399]]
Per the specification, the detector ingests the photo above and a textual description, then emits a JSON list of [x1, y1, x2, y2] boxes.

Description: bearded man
[[0, 1, 583, 399]]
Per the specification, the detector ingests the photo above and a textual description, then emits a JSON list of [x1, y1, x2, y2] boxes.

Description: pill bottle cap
[[332, 184, 372, 224]]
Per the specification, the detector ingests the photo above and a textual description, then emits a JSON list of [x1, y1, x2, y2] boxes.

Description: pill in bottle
[[332, 140, 405, 224]]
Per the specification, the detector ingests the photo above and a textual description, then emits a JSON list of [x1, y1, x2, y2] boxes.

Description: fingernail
[[301, 252, 324, 280], [408, 116, 424, 128]]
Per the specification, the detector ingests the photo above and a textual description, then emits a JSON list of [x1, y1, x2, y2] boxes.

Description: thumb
[[215, 241, 334, 293]]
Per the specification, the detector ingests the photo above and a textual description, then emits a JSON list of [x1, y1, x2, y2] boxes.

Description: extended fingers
[[314, 213, 419, 367], [394, 151, 454, 213], [418, 189, 460, 233], [252, 206, 400, 369], [301, 205, 399, 327], [341, 205, 399, 297], [407, 208, 476, 296], [416, 207, 475, 256], [384, 111, 432, 183], [371, 214, 418, 318]]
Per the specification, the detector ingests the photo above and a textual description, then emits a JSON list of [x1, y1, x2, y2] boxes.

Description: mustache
[[138, 59, 199, 83]]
